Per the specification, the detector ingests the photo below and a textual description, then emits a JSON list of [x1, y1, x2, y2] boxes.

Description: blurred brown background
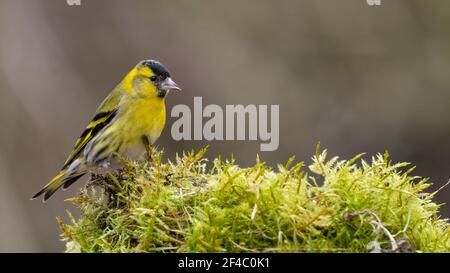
[[0, 0, 449, 252]]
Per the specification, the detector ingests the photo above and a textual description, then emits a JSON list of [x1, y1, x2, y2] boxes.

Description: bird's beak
[[160, 77, 181, 91]]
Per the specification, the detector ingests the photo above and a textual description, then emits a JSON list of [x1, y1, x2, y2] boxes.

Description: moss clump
[[57, 145, 450, 253]]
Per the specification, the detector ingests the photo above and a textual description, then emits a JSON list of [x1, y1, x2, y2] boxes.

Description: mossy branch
[[57, 146, 450, 253]]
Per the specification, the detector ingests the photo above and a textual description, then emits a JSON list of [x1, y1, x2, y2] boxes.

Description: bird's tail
[[31, 171, 86, 202]]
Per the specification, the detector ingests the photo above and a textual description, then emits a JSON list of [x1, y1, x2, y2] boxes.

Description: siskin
[[32, 60, 181, 202]]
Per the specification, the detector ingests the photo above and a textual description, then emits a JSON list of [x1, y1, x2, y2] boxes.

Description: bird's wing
[[62, 89, 122, 169]]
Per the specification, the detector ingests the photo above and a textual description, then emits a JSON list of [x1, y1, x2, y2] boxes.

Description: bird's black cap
[[142, 60, 171, 78]]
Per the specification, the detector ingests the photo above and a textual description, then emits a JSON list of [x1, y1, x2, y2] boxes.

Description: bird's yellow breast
[[114, 96, 166, 148]]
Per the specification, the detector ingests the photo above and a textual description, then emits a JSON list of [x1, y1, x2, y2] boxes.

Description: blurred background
[[0, 0, 449, 252]]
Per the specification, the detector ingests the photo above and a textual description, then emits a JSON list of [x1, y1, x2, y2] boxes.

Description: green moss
[[57, 145, 450, 253]]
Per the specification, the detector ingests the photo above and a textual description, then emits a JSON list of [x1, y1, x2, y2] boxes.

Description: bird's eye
[[150, 76, 158, 82]]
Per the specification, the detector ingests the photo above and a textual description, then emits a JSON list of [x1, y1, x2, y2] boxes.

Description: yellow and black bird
[[32, 60, 181, 202]]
